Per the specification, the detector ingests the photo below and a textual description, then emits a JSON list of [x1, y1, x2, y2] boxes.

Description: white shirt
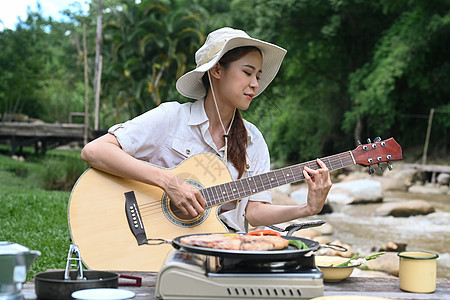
[[108, 99, 271, 232]]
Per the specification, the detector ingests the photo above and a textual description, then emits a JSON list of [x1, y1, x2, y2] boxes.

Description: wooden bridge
[[0, 121, 97, 155], [403, 163, 450, 184]]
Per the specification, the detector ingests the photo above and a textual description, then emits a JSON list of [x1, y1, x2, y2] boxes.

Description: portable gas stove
[[155, 249, 323, 299]]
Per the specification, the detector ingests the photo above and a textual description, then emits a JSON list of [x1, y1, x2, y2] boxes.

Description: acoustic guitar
[[68, 137, 402, 271]]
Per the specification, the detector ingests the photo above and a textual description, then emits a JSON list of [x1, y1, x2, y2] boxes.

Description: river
[[303, 190, 450, 279]]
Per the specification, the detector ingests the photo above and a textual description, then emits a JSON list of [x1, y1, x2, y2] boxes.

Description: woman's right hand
[[165, 175, 206, 217]]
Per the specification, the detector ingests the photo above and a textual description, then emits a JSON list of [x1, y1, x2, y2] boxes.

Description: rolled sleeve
[[108, 102, 178, 161], [108, 124, 136, 156]]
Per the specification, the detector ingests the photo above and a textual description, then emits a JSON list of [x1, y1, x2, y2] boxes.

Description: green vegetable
[[334, 252, 386, 267], [364, 252, 386, 261], [289, 239, 309, 250], [334, 252, 359, 267]]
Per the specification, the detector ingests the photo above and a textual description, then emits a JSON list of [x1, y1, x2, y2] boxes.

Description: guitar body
[[68, 153, 231, 271]]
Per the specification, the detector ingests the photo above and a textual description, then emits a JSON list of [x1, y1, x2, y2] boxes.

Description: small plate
[[72, 288, 136, 300]]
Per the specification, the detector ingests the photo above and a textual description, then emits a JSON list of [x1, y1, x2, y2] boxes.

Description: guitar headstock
[[351, 137, 403, 174]]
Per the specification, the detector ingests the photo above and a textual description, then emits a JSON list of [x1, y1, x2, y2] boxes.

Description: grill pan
[[171, 233, 326, 262]]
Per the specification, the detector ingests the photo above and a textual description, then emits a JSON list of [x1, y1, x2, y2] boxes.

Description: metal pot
[[34, 270, 120, 300], [0, 241, 41, 300], [34, 244, 140, 300]]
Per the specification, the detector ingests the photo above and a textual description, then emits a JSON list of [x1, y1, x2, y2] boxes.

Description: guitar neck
[[202, 151, 355, 208]]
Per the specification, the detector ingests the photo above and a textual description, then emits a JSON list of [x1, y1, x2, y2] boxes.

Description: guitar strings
[[203, 153, 355, 206], [135, 153, 356, 220]]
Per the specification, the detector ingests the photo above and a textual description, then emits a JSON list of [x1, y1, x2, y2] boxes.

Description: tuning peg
[[368, 166, 376, 175], [357, 140, 362, 146], [367, 138, 372, 144], [374, 137, 381, 143], [387, 162, 393, 171], [377, 163, 383, 172]]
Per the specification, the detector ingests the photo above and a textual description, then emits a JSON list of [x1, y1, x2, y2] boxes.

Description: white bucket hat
[[176, 27, 287, 100]]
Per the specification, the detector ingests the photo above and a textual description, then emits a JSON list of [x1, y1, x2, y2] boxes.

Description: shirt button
[[246, 164, 250, 169], [185, 149, 191, 155]]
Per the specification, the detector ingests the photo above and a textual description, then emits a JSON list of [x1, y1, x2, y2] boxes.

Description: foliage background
[[1, 0, 449, 166]]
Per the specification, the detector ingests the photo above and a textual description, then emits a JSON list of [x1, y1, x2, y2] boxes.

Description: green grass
[[0, 148, 89, 280]]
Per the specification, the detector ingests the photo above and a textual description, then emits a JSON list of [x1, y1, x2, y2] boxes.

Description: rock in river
[[375, 199, 435, 217], [327, 179, 383, 204]]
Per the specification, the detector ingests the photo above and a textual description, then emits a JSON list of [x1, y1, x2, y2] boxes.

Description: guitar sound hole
[[161, 180, 208, 227], [169, 200, 198, 222]]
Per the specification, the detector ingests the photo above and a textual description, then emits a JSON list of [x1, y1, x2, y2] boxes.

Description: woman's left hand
[[303, 158, 332, 215]]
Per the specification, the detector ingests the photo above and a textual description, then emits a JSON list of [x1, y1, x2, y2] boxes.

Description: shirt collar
[[188, 99, 209, 126], [188, 99, 255, 144]]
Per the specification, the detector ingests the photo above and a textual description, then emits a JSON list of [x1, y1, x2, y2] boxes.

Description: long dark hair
[[201, 46, 261, 179]]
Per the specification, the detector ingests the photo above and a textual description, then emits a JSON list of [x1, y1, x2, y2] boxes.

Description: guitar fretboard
[[201, 151, 355, 208]]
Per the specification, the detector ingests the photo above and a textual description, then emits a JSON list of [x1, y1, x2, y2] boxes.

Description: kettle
[[0, 242, 41, 300]]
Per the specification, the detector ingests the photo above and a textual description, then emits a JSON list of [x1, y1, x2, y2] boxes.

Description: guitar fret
[[264, 173, 272, 189], [261, 173, 272, 190], [256, 174, 266, 194], [208, 187, 215, 203], [258, 174, 266, 191], [230, 181, 239, 198], [212, 186, 220, 206], [323, 157, 331, 170], [337, 154, 344, 169], [268, 171, 278, 188], [206, 187, 212, 202], [218, 184, 228, 202], [281, 168, 289, 185], [341, 153, 353, 169], [254, 177, 260, 193], [276, 169, 285, 185], [207, 187, 216, 207], [228, 182, 236, 200], [237, 179, 246, 199], [330, 154, 342, 170], [285, 168, 293, 183], [214, 184, 223, 203], [202, 187, 210, 207], [272, 170, 282, 186], [293, 165, 303, 181], [247, 177, 256, 194], [276, 169, 284, 185], [338, 158, 344, 168], [201, 188, 209, 204], [225, 182, 232, 200], [292, 166, 302, 182], [250, 177, 257, 194], [223, 183, 231, 201]]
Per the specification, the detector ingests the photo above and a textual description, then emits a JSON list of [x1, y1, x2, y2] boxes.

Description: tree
[[100, 0, 204, 124], [346, 1, 450, 152], [0, 5, 88, 123]]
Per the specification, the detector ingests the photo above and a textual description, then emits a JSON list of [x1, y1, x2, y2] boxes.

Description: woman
[[81, 27, 332, 232]]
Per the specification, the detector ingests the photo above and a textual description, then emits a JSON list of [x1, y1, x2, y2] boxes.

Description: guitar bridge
[[124, 191, 148, 245]]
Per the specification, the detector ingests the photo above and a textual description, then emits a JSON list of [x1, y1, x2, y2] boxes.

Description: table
[[22, 272, 450, 300]]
